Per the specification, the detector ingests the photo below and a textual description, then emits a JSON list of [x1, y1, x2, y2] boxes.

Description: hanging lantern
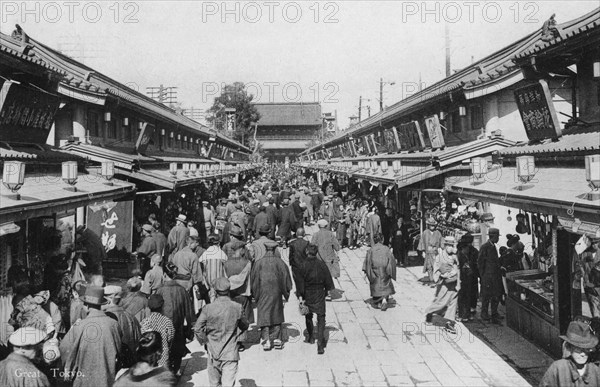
[[169, 162, 178, 178], [594, 61, 600, 78], [392, 160, 402, 175], [104, 112, 111, 122], [381, 161, 389, 173], [2, 161, 25, 200], [182, 163, 190, 177], [371, 160, 378, 174], [516, 156, 536, 187], [459, 106, 467, 116], [62, 161, 78, 191], [101, 161, 115, 185], [161, 129, 166, 136], [471, 157, 488, 181], [190, 163, 197, 176], [122, 117, 129, 126], [585, 155, 600, 200]]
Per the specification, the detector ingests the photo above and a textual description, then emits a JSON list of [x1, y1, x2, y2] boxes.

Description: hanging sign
[[135, 122, 155, 154], [0, 80, 61, 144], [514, 79, 562, 141], [398, 121, 425, 151], [424, 114, 445, 149], [86, 200, 133, 262]]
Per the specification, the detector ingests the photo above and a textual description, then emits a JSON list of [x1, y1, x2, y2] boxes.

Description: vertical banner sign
[[361, 136, 372, 155], [225, 108, 236, 132], [383, 128, 398, 153], [424, 114, 445, 149], [398, 121, 425, 151], [86, 200, 133, 262], [0, 80, 61, 144], [514, 79, 562, 141], [135, 123, 156, 153], [369, 133, 378, 154], [391, 126, 402, 151], [348, 140, 357, 156]]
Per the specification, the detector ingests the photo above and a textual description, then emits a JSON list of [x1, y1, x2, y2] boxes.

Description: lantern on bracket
[[101, 161, 115, 185], [2, 161, 25, 200], [182, 163, 190, 177], [62, 161, 78, 192], [516, 156, 536, 189], [470, 157, 488, 183], [169, 162, 178, 178]]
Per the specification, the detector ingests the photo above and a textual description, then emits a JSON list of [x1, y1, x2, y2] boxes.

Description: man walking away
[[251, 240, 292, 351], [194, 277, 249, 387], [478, 228, 504, 324]]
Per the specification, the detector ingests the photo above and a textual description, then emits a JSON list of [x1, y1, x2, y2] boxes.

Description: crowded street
[[178, 223, 543, 387], [1, 2, 600, 387]]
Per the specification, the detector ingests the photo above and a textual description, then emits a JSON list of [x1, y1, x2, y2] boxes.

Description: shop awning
[[116, 168, 239, 191], [0, 174, 136, 223], [62, 142, 156, 170], [447, 167, 600, 224], [350, 164, 469, 188]]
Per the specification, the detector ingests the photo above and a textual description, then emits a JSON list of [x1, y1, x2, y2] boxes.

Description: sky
[[1, 0, 598, 128]]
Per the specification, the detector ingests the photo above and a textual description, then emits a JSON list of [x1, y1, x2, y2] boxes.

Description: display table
[[506, 269, 562, 357]]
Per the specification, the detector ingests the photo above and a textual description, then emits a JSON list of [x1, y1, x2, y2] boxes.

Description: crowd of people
[[2, 163, 598, 387]]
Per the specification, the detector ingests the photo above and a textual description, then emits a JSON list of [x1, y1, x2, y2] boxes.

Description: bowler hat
[[426, 218, 437, 226], [560, 321, 599, 349], [81, 286, 108, 306], [488, 228, 500, 236], [317, 219, 329, 228], [176, 214, 187, 224], [444, 236, 457, 245], [142, 224, 153, 233], [264, 240, 279, 249]]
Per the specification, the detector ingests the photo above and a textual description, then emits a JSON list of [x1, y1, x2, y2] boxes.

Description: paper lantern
[[2, 161, 25, 199], [62, 161, 78, 191], [101, 161, 115, 185]]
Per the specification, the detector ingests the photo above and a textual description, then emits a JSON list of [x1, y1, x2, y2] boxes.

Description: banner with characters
[[86, 200, 133, 262]]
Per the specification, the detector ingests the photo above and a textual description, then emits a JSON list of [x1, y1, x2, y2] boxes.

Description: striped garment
[[199, 246, 228, 289], [140, 312, 175, 368]]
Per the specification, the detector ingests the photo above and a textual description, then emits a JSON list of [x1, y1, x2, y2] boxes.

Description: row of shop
[[0, 24, 258, 336], [296, 9, 600, 358]]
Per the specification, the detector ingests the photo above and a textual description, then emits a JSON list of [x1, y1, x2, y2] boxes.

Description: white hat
[[176, 214, 187, 223], [103, 285, 122, 296], [189, 227, 199, 238], [262, 202, 269, 208], [9, 327, 47, 347], [299, 202, 307, 208], [317, 219, 329, 228]]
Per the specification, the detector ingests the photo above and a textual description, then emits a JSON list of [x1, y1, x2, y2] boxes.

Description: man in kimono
[[251, 240, 292, 351], [311, 219, 341, 287], [167, 214, 190, 260], [157, 262, 196, 375], [365, 207, 382, 247], [151, 222, 167, 260], [199, 234, 228, 301], [265, 199, 279, 240], [253, 203, 271, 240], [75, 225, 106, 279], [418, 218, 443, 284], [104, 285, 141, 369], [363, 234, 396, 311], [120, 276, 150, 323], [171, 235, 204, 293], [277, 198, 297, 249], [136, 224, 157, 276], [203, 200, 216, 239], [249, 224, 281, 262], [60, 286, 121, 387]]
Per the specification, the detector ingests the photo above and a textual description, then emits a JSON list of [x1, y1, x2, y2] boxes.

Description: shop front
[[447, 158, 600, 358]]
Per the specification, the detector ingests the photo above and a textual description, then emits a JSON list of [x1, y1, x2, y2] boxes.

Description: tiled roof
[[514, 8, 600, 59], [499, 131, 600, 156], [0, 144, 83, 162], [0, 34, 65, 75], [254, 103, 322, 127], [0, 31, 250, 153], [61, 143, 156, 170], [305, 8, 600, 155]]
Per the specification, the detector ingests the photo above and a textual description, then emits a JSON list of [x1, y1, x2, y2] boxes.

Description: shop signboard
[[369, 133, 378, 154], [397, 121, 425, 151], [361, 136, 372, 155], [86, 200, 133, 262], [514, 80, 562, 141], [424, 114, 445, 149], [383, 128, 400, 153], [0, 80, 61, 144], [331, 145, 342, 158], [348, 140, 357, 156], [135, 122, 155, 154]]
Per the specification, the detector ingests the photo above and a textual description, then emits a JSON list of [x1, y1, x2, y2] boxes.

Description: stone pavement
[[177, 225, 542, 386]]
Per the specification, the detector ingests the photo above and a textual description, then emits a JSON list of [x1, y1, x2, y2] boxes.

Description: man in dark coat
[[478, 228, 503, 323], [291, 196, 304, 228], [151, 222, 167, 259], [277, 199, 297, 248], [157, 262, 196, 375], [60, 286, 121, 387], [311, 219, 341, 280], [136, 224, 157, 276], [363, 234, 397, 311], [104, 285, 141, 369], [265, 199, 279, 240], [75, 225, 106, 279], [250, 240, 292, 351], [297, 244, 334, 355], [246, 199, 260, 241], [253, 204, 271, 239], [289, 228, 310, 290], [167, 214, 190, 260], [391, 217, 410, 266]]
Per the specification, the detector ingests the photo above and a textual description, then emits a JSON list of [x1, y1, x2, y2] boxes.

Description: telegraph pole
[[445, 23, 451, 77], [358, 95, 362, 122], [379, 78, 383, 111]]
